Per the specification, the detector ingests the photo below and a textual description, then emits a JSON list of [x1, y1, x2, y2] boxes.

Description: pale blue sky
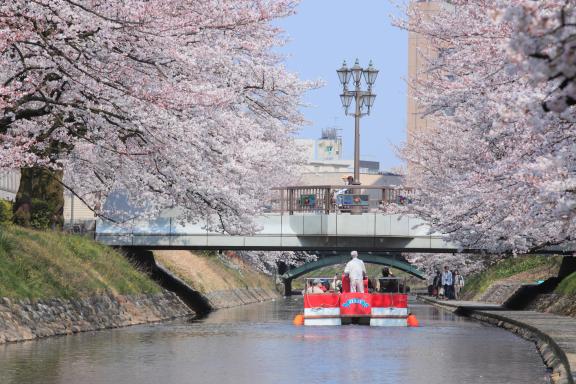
[[277, 0, 407, 171]]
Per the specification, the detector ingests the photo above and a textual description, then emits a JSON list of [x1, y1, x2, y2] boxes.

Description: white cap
[[350, 250, 358, 258]]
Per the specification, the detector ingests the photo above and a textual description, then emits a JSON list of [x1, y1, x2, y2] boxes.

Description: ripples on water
[[0, 297, 548, 384]]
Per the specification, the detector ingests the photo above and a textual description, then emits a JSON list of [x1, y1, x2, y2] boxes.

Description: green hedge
[[0, 200, 13, 224]]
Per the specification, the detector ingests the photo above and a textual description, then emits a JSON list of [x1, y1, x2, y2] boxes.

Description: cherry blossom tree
[[504, 1, 576, 113], [398, 0, 576, 254], [405, 252, 496, 280], [0, 0, 313, 232], [237, 250, 317, 275]]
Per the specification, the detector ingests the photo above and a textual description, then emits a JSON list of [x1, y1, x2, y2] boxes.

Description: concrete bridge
[[95, 211, 457, 252], [95, 186, 454, 252]]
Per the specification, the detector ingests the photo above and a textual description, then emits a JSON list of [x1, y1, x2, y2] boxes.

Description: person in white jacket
[[344, 251, 366, 293]]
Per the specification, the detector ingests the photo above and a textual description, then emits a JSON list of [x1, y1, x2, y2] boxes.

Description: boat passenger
[[344, 251, 366, 293], [305, 279, 324, 294], [331, 276, 342, 293], [379, 267, 398, 293], [382, 267, 392, 277], [367, 278, 375, 293], [330, 275, 338, 292]]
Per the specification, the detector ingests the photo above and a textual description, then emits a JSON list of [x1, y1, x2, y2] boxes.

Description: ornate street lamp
[[337, 59, 378, 185]]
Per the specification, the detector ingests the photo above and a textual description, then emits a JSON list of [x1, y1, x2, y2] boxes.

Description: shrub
[[30, 199, 52, 230], [556, 272, 576, 295], [0, 200, 13, 223]]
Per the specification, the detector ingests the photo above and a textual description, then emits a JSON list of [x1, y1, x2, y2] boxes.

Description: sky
[[276, 0, 408, 171]]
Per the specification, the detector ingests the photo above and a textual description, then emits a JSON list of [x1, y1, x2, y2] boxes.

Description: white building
[[294, 130, 397, 186], [0, 169, 20, 201], [317, 128, 343, 161]]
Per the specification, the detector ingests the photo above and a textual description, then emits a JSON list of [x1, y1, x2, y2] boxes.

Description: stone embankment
[[153, 250, 281, 310], [475, 282, 525, 304], [0, 291, 193, 344], [421, 296, 576, 384], [201, 286, 279, 309], [527, 294, 576, 317]]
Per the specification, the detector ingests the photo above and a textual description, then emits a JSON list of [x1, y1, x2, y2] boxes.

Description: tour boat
[[302, 276, 409, 326]]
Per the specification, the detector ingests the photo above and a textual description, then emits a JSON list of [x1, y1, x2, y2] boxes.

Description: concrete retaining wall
[[156, 260, 281, 310], [476, 282, 525, 304], [203, 287, 280, 309], [526, 293, 576, 317], [151, 252, 282, 311], [0, 291, 193, 344]]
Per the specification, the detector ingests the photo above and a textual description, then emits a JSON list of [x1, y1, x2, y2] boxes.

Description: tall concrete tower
[[406, 0, 440, 144]]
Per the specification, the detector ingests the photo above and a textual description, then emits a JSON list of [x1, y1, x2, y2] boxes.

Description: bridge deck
[[96, 212, 458, 252]]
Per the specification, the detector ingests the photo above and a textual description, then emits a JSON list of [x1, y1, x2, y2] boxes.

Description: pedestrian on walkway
[[441, 266, 453, 300], [344, 251, 366, 293], [454, 270, 465, 300], [449, 270, 455, 299], [432, 269, 442, 298]]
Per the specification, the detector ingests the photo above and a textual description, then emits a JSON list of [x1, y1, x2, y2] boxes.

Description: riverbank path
[[420, 296, 576, 384]]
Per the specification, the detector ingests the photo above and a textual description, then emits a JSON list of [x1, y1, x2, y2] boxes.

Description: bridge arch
[[280, 254, 427, 281]]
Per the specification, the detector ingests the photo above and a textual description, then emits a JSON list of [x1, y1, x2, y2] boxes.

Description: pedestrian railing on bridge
[[269, 185, 415, 215]]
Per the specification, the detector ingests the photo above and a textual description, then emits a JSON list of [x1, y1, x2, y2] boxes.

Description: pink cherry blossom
[[398, 0, 576, 254], [0, 0, 316, 233]]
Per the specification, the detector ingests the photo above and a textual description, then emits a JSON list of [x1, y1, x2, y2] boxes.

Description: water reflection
[[0, 298, 547, 384]]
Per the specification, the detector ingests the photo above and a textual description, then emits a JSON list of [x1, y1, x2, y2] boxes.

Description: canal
[[0, 298, 548, 384]]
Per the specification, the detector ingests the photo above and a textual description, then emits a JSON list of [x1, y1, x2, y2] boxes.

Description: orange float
[[407, 314, 419, 327], [293, 313, 304, 326]]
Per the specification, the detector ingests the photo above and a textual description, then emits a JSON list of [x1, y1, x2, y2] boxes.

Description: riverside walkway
[[420, 296, 576, 384]]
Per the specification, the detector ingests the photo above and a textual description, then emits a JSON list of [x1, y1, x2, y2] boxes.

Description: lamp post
[[337, 59, 378, 185]]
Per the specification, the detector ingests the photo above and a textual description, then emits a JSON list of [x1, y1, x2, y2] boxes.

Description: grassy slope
[[555, 271, 576, 295], [461, 255, 563, 297], [154, 250, 276, 294], [0, 225, 160, 299]]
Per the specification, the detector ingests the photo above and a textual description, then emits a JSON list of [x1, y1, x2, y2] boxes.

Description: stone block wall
[[0, 291, 193, 344], [203, 287, 280, 309]]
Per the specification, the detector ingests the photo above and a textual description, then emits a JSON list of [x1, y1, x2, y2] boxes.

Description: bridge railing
[[268, 185, 415, 215]]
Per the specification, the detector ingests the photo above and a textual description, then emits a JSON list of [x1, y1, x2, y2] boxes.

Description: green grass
[[462, 255, 562, 297], [555, 271, 576, 295], [0, 224, 160, 299]]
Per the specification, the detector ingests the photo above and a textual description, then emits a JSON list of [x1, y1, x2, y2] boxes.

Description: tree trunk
[[13, 168, 64, 230]]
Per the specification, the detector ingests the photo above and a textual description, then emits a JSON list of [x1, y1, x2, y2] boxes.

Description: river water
[[0, 298, 548, 384]]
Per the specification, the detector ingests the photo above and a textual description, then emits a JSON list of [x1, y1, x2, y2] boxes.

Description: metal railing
[[269, 185, 415, 214]]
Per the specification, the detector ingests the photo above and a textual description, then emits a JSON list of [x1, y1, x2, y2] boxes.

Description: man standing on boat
[[344, 251, 366, 293]]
